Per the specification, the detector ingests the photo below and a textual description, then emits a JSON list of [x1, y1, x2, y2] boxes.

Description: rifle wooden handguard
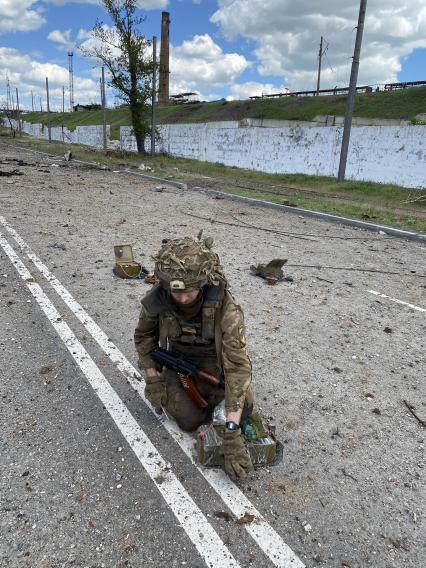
[[177, 372, 208, 408]]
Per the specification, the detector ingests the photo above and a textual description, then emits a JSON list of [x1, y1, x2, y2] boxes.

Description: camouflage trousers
[[162, 368, 253, 432]]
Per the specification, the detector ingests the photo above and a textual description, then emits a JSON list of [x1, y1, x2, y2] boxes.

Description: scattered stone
[[0, 169, 23, 177], [302, 522, 312, 533], [48, 243, 67, 251], [236, 512, 255, 525], [384, 327, 393, 334], [387, 537, 411, 551], [214, 511, 232, 521], [333, 366, 343, 373], [372, 408, 382, 415]]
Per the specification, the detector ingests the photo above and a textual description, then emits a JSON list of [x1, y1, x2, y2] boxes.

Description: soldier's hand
[[145, 375, 166, 414], [222, 428, 253, 481]]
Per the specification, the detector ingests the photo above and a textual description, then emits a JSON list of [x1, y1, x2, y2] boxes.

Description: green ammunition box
[[113, 244, 142, 278]]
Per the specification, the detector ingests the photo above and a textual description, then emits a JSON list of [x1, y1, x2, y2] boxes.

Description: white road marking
[[0, 232, 240, 568], [369, 290, 426, 313], [0, 215, 305, 568]]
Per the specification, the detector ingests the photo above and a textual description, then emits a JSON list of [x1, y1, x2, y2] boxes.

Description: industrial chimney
[[158, 11, 170, 106]]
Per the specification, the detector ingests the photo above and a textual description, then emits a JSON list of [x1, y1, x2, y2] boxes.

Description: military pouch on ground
[[196, 411, 282, 468], [113, 244, 148, 279]]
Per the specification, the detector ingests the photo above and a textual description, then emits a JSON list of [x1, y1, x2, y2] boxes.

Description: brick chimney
[[158, 11, 170, 106]]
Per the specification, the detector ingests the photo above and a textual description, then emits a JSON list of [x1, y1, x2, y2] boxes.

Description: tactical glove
[[222, 428, 253, 481], [145, 375, 166, 413]]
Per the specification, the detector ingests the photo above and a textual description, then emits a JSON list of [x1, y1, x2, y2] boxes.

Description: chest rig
[[142, 282, 226, 368]]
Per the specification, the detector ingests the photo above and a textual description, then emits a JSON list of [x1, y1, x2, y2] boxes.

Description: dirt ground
[[1, 142, 425, 568]]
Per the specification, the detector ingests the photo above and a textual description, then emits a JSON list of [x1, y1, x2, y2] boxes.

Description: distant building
[[169, 92, 200, 105], [73, 104, 102, 112]]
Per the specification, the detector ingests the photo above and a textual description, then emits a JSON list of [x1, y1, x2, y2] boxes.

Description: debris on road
[[113, 244, 150, 280], [236, 512, 255, 525], [302, 522, 312, 533], [48, 243, 67, 251], [213, 511, 233, 521], [403, 400, 426, 427], [0, 169, 23, 177], [250, 258, 293, 285]]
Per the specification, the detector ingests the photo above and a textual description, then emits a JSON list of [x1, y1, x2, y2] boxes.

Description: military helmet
[[153, 234, 223, 291]]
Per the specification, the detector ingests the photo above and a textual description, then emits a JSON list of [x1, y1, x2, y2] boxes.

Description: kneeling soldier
[[134, 235, 254, 480]]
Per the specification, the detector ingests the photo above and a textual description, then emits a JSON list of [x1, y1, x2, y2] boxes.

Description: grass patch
[[2, 128, 425, 234], [13, 86, 426, 133]]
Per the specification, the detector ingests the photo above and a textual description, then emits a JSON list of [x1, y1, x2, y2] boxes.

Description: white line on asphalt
[[0, 231, 240, 568], [368, 290, 426, 313], [0, 215, 305, 568]]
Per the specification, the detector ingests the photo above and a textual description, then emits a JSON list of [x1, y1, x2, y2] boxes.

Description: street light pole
[[337, 0, 368, 182], [316, 36, 323, 96], [46, 77, 52, 142], [101, 66, 107, 151]]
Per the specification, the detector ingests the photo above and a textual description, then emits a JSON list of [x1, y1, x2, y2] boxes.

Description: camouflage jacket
[[134, 283, 252, 413]]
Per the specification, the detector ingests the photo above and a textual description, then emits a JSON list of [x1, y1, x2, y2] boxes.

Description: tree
[[80, 0, 154, 154]]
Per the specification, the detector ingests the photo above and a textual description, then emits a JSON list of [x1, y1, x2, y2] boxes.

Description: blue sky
[[0, 0, 425, 110]]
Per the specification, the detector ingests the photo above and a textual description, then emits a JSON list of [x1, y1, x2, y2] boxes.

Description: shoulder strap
[[200, 280, 226, 368], [141, 284, 174, 316]]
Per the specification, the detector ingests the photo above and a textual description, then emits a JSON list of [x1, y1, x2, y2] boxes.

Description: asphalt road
[[1, 143, 425, 568]]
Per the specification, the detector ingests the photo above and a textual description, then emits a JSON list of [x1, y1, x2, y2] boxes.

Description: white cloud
[[44, 0, 168, 8], [170, 34, 250, 94], [0, 0, 45, 34], [48, 29, 74, 49], [48, 27, 94, 53], [211, 0, 426, 90], [227, 82, 289, 101], [0, 47, 100, 110]]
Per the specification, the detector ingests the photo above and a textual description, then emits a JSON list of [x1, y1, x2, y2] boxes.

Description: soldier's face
[[170, 289, 201, 305]]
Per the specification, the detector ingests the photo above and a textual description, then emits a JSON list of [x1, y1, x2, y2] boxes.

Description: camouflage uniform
[[134, 236, 253, 432]]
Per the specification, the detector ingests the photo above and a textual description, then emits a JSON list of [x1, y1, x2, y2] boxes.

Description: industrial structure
[[68, 51, 74, 112], [158, 11, 170, 106]]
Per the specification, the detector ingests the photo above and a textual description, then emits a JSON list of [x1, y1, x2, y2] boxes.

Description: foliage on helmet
[[153, 234, 224, 289]]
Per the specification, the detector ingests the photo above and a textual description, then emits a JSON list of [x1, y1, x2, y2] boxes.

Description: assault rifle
[[151, 347, 220, 409]]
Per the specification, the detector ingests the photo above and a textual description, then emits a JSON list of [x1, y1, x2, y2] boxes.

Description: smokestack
[[158, 11, 170, 106]]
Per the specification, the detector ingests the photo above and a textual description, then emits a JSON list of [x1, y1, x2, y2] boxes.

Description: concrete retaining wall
[[6, 119, 110, 149], [121, 122, 426, 189], [4, 117, 425, 188]]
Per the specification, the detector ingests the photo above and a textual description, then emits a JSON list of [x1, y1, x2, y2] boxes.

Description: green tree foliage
[[80, 0, 154, 153]]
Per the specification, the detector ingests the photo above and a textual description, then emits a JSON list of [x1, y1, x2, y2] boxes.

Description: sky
[[0, 0, 425, 111]]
